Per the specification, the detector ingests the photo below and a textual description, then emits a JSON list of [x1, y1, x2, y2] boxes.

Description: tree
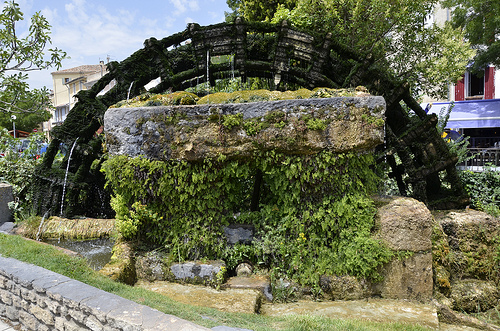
[[0, 0, 66, 130], [227, 0, 475, 99], [443, 0, 500, 72]]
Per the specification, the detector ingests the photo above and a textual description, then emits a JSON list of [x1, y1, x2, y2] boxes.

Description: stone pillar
[[374, 196, 434, 301], [0, 183, 14, 224]]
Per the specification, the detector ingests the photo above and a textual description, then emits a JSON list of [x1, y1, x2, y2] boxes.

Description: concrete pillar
[[0, 183, 14, 224]]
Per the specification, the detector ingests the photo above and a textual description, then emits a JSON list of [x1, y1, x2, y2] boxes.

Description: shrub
[[459, 167, 500, 216], [102, 150, 391, 289]]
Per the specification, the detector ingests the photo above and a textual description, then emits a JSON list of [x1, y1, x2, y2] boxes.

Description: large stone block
[[376, 252, 433, 301], [0, 183, 13, 224], [375, 196, 433, 252], [104, 97, 385, 161]]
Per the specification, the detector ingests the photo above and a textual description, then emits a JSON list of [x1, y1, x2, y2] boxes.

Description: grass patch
[[0, 233, 432, 330]]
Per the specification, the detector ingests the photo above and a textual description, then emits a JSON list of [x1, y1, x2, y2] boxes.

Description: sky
[[12, 0, 232, 90]]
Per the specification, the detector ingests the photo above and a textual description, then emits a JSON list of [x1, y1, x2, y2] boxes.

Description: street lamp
[[11, 115, 16, 138]]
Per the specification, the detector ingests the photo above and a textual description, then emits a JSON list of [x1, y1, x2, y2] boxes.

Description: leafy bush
[[0, 129, 46, 220], [459, 168, 500, 217], [102, 150, 392, 289]]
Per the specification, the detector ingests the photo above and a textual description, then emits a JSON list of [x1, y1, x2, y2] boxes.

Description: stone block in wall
[[375, 196, 433, 252], [0, 183, 13, 224], [19, 310, 39, 330], [375, 252, 433, 301], [29, 305, 54, 326]]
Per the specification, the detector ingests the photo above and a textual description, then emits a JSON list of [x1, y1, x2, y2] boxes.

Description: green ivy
[[101, 150, 391, 287]]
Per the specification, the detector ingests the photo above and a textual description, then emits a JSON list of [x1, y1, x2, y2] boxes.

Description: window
[[466, 71, 484, 98], [63, 78, 70, 84], [455, 67, 495, 101]]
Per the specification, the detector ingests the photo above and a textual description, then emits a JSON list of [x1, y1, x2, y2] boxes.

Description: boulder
[[376, 196, 433, 252], [168, 261, 225, 286], [0, 183, 13, 224], [450, 279, 499, 313], [135, 251, 166, 282], [320, 275, 372, 300], [437, 210, 500, 280]]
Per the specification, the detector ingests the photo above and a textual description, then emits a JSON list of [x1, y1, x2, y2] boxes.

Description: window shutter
[[455, 75, 465, 101], [485, 66, 495, 99]]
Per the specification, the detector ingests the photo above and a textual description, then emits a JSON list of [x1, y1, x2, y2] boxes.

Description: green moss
[[306, 118, 328, 131], [222, 113, 243, 130]]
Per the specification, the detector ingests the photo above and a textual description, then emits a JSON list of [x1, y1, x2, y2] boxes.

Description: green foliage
[[459, 168, 500, 216], [222, 113, 243, 130], [235, 0, 474, 99], [0, 128, 46, 220], [443, 0, 500, 70], [0, 0, 66, 116], [102, 150, 391, 288], [305, 118, 327, 131]]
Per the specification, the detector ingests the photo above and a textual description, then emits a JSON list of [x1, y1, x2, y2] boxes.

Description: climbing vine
[[101, 150, 392, 287]]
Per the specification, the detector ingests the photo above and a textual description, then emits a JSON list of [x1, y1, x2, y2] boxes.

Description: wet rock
[[99, 240, 136, 285], [376, 252, 433, 301], [436, 210, 500, 280], [135, 251, 166, 282], [235, 263, 253, 277], [0, 183, 13, 224], [450, 279, 499, 313], [320, 275, 372, 300], [169, 261, 225, 285], [223, 224, 254, 245], [376, 196, 433, 252], [136, 280, 262, 314], [224, 276, 273, 301], [433, 299, 500, 331]]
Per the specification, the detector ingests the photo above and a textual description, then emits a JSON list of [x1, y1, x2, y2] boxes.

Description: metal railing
[[457, 148, 500, 171]]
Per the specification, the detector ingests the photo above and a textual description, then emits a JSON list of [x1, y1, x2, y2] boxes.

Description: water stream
[[35, 210, 50, 241], [44, 237, 114, 270], [60, 138, 79, 217]]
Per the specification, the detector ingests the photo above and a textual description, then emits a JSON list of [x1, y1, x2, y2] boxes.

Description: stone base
[[136, 280, 262, 314], [223, 276, 273, 301], [375, 252, 433, 301]]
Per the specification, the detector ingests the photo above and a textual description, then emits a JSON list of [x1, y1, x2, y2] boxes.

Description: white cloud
[[169, 0, 200, 15]]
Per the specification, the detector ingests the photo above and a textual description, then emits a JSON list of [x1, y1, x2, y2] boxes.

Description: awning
[[422, 99, 500, 128]]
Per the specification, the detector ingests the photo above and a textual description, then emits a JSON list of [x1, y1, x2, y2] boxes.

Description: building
[[44, 62, 113, 136], [423, 6, 500, 151]]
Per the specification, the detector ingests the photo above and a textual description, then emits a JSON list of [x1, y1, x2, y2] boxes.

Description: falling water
[[231, 54, 235, 80], [35, 210, 50, 241], [206, 50, 210, 103], [127, 81, 134, 102], [60, 138, 79, 217]]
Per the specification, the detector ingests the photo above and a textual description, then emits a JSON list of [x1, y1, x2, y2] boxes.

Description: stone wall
[[0, 255, 208, 331]]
